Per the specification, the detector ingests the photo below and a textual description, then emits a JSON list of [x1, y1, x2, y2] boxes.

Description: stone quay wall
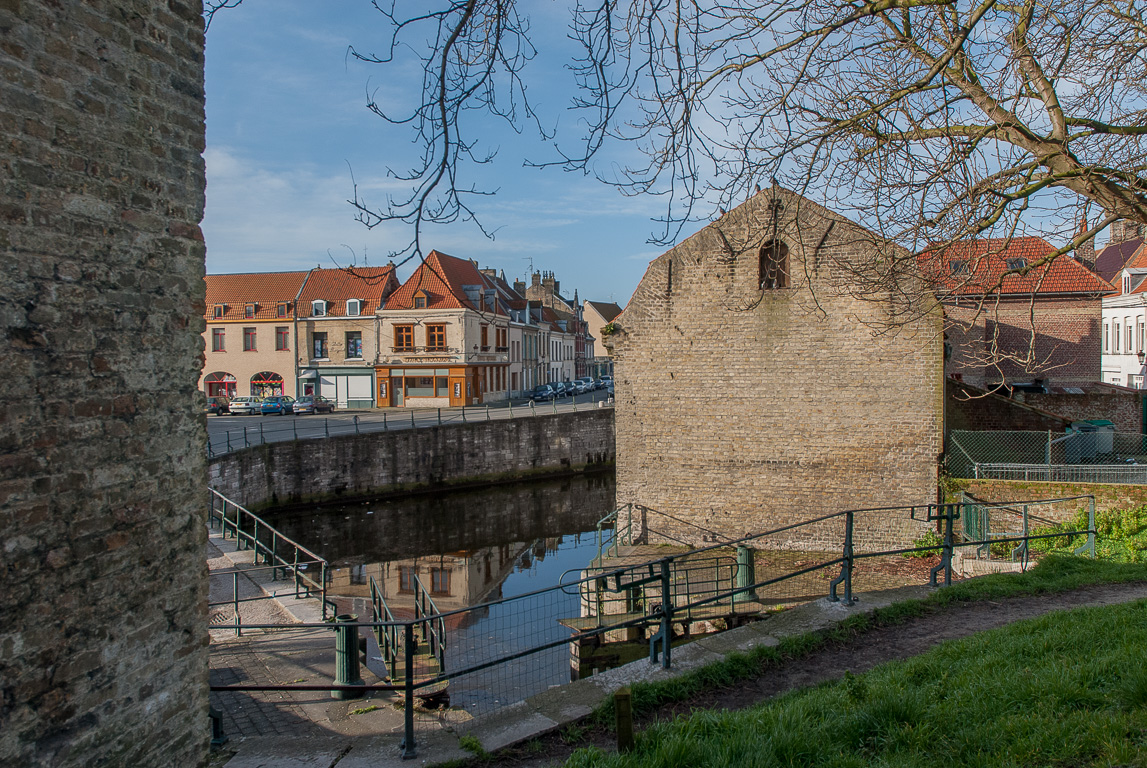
[[1, 2, 209, 766], [208, 410, 616, 511]]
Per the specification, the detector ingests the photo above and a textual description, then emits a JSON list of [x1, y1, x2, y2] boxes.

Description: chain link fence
[[948, 430, 1147, 484]]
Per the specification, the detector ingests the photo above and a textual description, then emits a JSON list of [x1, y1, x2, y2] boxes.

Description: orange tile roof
[[296, 265, 399, 318], [385, 251, 507, 315], [204, 271, 308, 321], [923, 237, 1113, 296]]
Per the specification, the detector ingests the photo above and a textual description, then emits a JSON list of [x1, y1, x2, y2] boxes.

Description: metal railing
[[207, 391, 614, 458], [210, 495, 1096, 758], [948, 429, 1147, 485], [207, 489, 335, 631]]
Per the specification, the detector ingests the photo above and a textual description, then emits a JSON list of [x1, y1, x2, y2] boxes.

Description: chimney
[[513, 279, 526, 295], [531, 271, 542, 287], [1075, 213, 1096, 271], [542, 271, 557, 295], [1109, 219, 1145, 246]]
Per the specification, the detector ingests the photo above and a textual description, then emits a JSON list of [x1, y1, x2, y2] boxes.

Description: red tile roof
[[204, 271, 308, 321], [1094, 238, 1145, 282], [296, 265, 399, 318], [923, 237, 1113, 296], [385, 251, 508, 315]]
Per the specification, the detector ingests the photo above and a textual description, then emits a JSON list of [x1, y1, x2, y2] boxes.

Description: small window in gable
[[759, 240, 790, 290], [413, 290, 429, 309], [213, 304, 225, 319], [950, 260, 969, 275], [1005, 257, 1027, 271], [346, 298, 361, 317], [312, 299, 327, 317], [1124, 275, 1132, 295]]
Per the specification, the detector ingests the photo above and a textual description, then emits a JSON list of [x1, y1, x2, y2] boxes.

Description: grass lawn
[[568, 557, 1147, 767]]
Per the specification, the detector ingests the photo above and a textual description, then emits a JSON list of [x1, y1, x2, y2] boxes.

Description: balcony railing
[[390, 346, 458, 354]]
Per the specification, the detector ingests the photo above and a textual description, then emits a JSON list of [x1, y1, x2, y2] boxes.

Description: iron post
[[400, 623, 417, 759], [325, 418, 330, 438], [383, 412, 388, 430], [437, 408, 441, 426], [486, 405, 490, 421], [354, 415, 360, 435], [411, 410, 415, 429], [243, 426, 249, 448], [331, 614, 364, 700], [734, 545, 759, 602], [259, 422, 264, 444], [226, 431, 232, 453]]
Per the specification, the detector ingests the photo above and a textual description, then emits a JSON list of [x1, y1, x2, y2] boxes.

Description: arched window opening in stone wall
[[759, 240, 790, 289]]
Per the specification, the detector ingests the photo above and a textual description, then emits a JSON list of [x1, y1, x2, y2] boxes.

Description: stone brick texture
[[946, 379, 1071, 431], [1017, 386, 1144, 434], [945, 296, 1102, 387], [1, 2, 208, 766], [208, 411, 616, 510], [961, 480, 1147, 520], [608, 190, 943, 551]]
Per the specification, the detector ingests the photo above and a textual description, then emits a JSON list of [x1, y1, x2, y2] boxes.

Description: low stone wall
[[959, 479, 1147, 519], [209, 410, 615, 510]]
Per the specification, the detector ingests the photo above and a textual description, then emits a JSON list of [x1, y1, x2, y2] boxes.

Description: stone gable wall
[[608, 191, 943, 550], [1, 2, 208, 766], [208, 410, 615, 510]]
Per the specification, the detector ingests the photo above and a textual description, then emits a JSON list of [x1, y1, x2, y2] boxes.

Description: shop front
[[251, 371, 285, 398], [298, 368, 376, 409], [203, 371, 237, 399], [376, 366, 482, 407]]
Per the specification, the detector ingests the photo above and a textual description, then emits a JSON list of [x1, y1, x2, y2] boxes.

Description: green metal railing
[[207, 489, 334, 631]]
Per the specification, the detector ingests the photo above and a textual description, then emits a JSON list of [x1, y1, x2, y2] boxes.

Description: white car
[[574, 377, 595, 393], [228, 396, 262, 415]]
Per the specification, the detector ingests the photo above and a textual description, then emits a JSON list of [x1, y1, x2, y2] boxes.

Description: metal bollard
[[354, 415, 360, 435], [243, 426, 249, 448], [486, 405, 490, 421], [734, 545, 759, 601], [411, 410, 415, 429], [437, 408, 442, 426], [325, 418, 329, 438], [293, 419, 298, 440], [259, 422, 265, 444], [383, 411, 388, 430], [331, 614, 364, 700]]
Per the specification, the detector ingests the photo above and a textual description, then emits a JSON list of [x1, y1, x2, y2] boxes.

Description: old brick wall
[[945, 380, 1071, 431], [1, 2, 208, 766], [208, 410, 615, 510], [1018, 387, 1144, 434], [945, 296, 1103, 387], [960, 480, 1147, 520], [608, 190, 943, 550]]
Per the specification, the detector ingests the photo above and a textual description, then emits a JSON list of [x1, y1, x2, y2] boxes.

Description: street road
[[206, 391, 613, 456]]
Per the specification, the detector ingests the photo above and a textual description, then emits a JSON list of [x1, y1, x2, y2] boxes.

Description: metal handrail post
[[383, 412, 388, 430], [259, 422, 264, 445], [233, 571, 240, 638], [226, 431, 232, 453], [325, 418, 330, 438], [411, 410, 415, 429], [400, 623, 417, 759], [243, 426, 249, 448], [437, 408, 441, 426], [659, 559, 673, 669], [354, 415, 360, 435], [486, 405, 490, 421]]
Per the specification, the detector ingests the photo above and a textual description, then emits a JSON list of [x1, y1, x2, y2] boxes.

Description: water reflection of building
[[327, 538, 565, 619]]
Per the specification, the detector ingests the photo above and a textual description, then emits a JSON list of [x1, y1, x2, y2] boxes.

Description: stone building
[[583, 299, 622, 377], [2, 2, 209, 766], [933, 237, 1112, 389], [606, 188, 943, 547], [296, 264, 400, 408]]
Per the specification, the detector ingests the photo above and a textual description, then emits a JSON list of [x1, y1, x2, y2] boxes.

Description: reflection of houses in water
[[327, 537, 565, 621]]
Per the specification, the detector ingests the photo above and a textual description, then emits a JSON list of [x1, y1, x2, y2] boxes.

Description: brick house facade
[[606, 188, 943, 548]]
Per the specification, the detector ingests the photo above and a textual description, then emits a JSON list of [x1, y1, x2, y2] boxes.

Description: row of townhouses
[[199, 251, 612, 407]]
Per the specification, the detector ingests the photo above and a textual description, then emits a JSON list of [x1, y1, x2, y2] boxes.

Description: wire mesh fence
[[209, 494, 1097, 759], [948, 430, 1147, 484], [206, 392, 614, 458]]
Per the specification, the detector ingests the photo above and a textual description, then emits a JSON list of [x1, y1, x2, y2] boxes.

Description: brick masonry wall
[[1017, 388, 1144, 434], [946, 380, 1070, 432], [1, 2, 208, 766], [945, 296, 1103, 387], [608, 190, 943, 550], [208, 410, 615, 510], [961, 480, 1147, 520]]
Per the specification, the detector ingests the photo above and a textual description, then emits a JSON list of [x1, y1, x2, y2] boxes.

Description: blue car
[[259, 395, 295, 415]]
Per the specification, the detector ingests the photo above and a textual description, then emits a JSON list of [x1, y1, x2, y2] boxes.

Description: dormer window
[[1005, 257, 1027, 271], [276, 302, 290, 318], [312, 299, 327, 317], [244, 303, 257, 318], [346, 298, 362, 317], [1124, 275, 1132, 295], [950, 260, 969, 275], [213, 304, 225, 319], [413, 289, 430, 309]]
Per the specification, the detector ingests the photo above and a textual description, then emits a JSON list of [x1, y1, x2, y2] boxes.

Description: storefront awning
[[298, 369, 318, 379]]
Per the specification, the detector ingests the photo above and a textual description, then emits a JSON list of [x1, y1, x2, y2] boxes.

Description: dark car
[[529, 385, 556, 401], [204, 396, 230, 415], [292, 395, 335, 415], [259, 395, 295, 415]]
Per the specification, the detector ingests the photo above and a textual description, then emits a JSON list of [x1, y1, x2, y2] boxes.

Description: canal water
[[263, 472, 616, 714]]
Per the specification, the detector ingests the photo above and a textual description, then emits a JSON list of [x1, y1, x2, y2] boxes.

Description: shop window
[[407, 376, 435, 396], [427, 324, 446, 351], [394, 325, 413, 351], [275, 326, 289, 351], [436, 376, 448, 396], [346, 331, 363, 359], [312, 332, 328, 359], [243, 327, 257, 351], [212, 328, 225, 352], [759, 240, 789, 289]]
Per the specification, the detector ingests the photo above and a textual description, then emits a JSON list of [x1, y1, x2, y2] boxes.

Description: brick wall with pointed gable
[[606, 189, 943, 549], [1, 2, 208, 765]]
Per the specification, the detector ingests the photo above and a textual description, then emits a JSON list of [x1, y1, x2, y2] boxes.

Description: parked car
[[552, 381, 570, 397], [292, 395, 335, 415], [259, 395, 295, 415], [228, 396, 262, 415], [574, 377, 595, 394], [204, 396, 230, 415], [529, 384, 556, 401], [599, 375, 613, 388]]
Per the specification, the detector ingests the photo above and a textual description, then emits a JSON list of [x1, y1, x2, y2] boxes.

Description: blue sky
[[202, 0, 678, 305]]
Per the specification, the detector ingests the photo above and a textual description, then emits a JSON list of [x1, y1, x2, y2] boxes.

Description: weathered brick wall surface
[[208, 410, 615, 510], [946, 380, 1070, 431], [1018, 387, 1143, 434], [1, 2, 208, 766], [961, 480, 1147, 519], [946, 296, 1103, 387], [608, 190, 943, 550]]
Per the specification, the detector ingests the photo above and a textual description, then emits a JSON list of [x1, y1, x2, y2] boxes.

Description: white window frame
[[346, 298, 361, 317], [312, 299, 327, 317]]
